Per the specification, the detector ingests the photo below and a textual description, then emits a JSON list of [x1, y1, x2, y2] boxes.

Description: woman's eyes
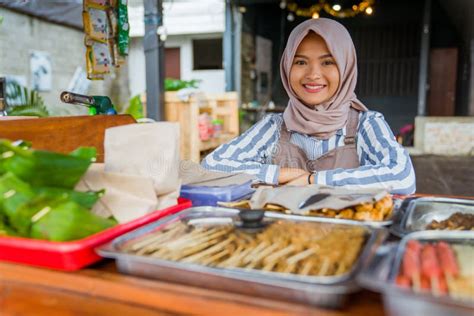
[[293, 59, 336, 66], [322, 59, 336, 66]]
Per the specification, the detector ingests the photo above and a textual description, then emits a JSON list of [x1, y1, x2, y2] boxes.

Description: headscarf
[[281, 18, 368, 139]]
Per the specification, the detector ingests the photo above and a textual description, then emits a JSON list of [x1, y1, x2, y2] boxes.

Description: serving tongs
[[298, 191, 387, 209]]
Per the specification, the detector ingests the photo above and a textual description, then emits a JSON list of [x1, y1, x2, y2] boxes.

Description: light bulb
[[365, 6, 373, 15], [287, 12, 295, 21], [279, 1, 286, 9], [332, 4, 341, 11], [156, 26, 167, 41], [312, 12, 319, 19]]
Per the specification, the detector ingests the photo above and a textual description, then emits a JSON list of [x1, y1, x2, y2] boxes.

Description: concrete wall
[[0, 8, 130, 116], [414, 116, 474, 156], [128, 34, 225, 97]]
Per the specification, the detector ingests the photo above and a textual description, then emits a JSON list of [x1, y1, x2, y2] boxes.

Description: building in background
[[128, 0, 227, 96], [0, 4, 130, 116]]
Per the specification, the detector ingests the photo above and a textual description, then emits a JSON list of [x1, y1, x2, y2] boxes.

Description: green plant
[[164, 78, 200, 91], [125, 94, 144, 120], [5, 81, 49, 117]]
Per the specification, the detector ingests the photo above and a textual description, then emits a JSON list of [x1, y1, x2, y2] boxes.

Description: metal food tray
[[99, 206, 387, 308], [391, 197, 474, 237], [261, 197, 404, 228], [358, 231, 474, 316]]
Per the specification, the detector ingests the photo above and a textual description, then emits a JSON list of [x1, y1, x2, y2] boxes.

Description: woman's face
[[290, 32, 340, 106]]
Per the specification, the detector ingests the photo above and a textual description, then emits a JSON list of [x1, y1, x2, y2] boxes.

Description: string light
[[282, 0, 376, 20]]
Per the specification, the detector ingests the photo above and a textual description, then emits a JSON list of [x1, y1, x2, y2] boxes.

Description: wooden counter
[[0, 260, 385, 315]]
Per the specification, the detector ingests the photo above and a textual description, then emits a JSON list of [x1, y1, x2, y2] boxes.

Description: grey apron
[[272, 108, 360, 172]]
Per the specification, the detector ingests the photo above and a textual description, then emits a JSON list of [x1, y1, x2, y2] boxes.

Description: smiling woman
[[202, 18, 416, 195], [290, 32, 340, 106]]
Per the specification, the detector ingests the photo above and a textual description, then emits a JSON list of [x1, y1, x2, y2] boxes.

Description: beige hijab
[[281, 18, 368, 139]]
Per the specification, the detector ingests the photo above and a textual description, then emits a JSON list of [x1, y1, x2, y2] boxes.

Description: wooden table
[[0, 260, 385, 315]]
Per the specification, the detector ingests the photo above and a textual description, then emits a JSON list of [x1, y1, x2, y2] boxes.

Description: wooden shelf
[[165, 92, 239, 162]]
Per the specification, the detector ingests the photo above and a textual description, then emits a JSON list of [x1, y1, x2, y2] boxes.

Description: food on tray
[[0, 139, 115, 241], [426, 212, 474, 231], [396, 241, 474, 300], [220, 194, 394, 222], [124, 221, 366, 277]]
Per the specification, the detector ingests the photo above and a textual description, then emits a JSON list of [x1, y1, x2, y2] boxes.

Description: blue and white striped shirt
[[202, 111, 416, 195]]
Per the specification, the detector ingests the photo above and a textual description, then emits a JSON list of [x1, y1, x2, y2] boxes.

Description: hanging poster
[[30, 51, 52, 91]]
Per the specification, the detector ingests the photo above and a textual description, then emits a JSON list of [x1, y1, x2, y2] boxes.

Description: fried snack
[[427, 213, 474, 231], [124, 221, 367, 277], [219, 194, 394, 222]]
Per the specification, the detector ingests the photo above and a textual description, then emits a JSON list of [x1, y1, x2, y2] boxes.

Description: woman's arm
[[201, 114, 283, 184], [313, 112, 416, 194]]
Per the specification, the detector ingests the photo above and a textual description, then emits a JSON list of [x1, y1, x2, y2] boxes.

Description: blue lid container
[[180, 180, 255, 206]]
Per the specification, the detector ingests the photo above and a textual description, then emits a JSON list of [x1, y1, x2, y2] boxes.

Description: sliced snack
[[396, 241, 474, 301]]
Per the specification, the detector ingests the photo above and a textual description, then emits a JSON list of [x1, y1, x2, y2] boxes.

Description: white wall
[[129, 0, 225, 37], [0, 8, 129, 116], [128, 33, 225, 96]]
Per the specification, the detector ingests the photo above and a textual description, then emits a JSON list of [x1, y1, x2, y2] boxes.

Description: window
[[193, 38, 223, 70]]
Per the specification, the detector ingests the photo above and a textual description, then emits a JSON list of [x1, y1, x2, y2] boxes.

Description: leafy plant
[[125, 94, 144, 120], [165, 78, 200, 91], [5, 81, 49, 117]]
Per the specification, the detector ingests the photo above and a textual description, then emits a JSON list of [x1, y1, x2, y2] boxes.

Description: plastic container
[[0, 198, 191, 271], [180, 181, 254, 206]]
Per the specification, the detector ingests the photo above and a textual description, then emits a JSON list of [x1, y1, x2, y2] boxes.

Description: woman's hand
[[278, 168, 308, 184], [286, 173, 315, 186]]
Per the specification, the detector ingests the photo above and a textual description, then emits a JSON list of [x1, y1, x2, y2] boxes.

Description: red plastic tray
[[0, 198, 191, 271]]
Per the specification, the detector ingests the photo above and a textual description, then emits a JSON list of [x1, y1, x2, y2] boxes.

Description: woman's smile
[[302, 83, 327, 93]]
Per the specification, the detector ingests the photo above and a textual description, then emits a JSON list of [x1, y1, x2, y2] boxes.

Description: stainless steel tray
[[358, 231, 474, 316], [391, 197, 474, 237], [99, 206, 387, 308]]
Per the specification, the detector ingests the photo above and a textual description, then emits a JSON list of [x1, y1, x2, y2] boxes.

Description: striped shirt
[[202, 111, 416, 195]]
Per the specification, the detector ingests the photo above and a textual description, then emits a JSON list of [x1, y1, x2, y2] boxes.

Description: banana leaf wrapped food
[[0, 173, 115, 241], [0, 140, 96, 189], [33, 187, 104, 209], [14, 196, 115, 241], [0, 140, 116, 241]]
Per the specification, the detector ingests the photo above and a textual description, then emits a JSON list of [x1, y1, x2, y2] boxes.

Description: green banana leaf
[[8, 194, 55, 236], [0, 212, 17, 236], [0, 140, 96, 189], [0, 172, 35, 219], [0, 221, 17, 236], [30, 199, 116, 241], [33, 187, 105, 209]]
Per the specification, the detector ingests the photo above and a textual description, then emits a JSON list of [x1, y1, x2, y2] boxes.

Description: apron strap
[[344, 108, 360, 145], [279, 120, 292, 143]]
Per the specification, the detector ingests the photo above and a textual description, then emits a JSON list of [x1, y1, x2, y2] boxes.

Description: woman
[[202, 18, 415, 195]]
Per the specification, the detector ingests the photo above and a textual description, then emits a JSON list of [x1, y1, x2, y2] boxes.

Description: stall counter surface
[[0, 260, 384, 316], [2, 193, 472, 315]]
